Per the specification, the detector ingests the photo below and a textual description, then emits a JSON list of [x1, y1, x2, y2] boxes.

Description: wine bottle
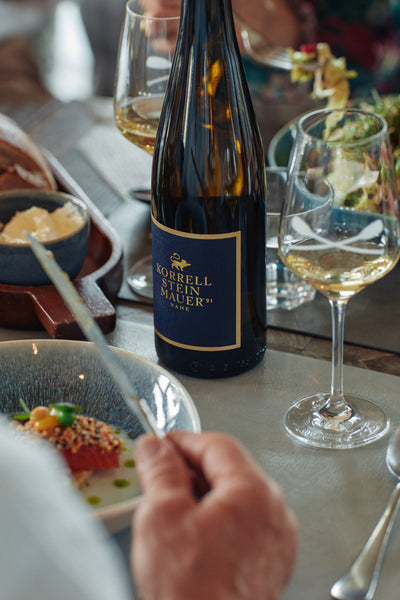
[[151, 0, 266, 378]]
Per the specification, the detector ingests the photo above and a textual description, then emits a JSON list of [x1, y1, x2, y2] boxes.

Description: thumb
[[134, 434, 194, 502]]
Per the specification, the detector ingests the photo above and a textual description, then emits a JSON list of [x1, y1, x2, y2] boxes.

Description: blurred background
[[0, 0, 315, 150]]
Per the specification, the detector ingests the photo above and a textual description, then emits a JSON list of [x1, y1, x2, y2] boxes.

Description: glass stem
[[323, 299, 352, 420]]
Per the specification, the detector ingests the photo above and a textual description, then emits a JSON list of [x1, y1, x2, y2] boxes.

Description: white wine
[[151, 0, 266, 378], [115, 95, 164, 154], [285, 244, 397, 301]]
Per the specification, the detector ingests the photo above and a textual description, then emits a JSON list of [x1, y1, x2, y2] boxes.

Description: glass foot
[[284, 393, 390, 449], [127, 255, 153, 300]]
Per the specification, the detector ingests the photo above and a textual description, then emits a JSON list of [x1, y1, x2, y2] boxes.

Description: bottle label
[[152, 215, 241, 351]]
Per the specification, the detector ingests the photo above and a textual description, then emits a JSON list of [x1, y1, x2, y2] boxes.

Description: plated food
[[10, 398, 141, 510], [0, 189, 90, 286], [0, 113, 123, 337], [0, 339, 201, 532], [0, 112, 91, 285], [359, 92, 400, 181], [0, 113, 56, 192], [289, 42, 357, 108], [269, 93, 400, 213], [269, 43, 400, 212], [0, 201, 86, 245], [11, 400, 124, 488]]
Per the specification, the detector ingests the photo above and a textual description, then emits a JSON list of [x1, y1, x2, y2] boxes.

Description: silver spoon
[[330, 426, 400, 600]]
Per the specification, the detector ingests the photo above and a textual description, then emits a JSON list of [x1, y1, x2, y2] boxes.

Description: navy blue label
[[152, 215, 241, 351]]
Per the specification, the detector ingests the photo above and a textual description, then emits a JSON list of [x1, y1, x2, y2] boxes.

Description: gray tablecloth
[[1, 305, 400, 599], [111, 308, 400, 600]]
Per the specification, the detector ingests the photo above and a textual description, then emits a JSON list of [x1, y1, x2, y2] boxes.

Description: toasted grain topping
[[14, 414, 123, 455]]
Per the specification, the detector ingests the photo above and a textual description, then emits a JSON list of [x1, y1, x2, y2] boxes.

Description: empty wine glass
[[114, 0, 179, 299], [279, 108, 400, 449]]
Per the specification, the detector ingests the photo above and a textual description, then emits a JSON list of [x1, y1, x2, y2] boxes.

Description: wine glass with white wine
[[279, 108, 400, 449], [114, 0, 179, 299]]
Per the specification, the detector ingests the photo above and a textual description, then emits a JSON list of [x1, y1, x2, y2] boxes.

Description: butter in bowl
[[0, 189, 90, 286]]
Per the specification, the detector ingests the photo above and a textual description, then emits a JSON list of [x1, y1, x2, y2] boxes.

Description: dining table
[[1, 96, 400, 600]]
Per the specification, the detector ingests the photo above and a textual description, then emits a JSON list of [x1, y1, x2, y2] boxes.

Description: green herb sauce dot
[[87, 496, 101, 505], [124, 459, 136, 468], [113, 478, 131, 488]]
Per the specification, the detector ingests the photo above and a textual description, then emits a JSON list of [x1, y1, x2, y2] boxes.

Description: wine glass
[[114, 0, 179, 300], [279, 108, 400, 449]]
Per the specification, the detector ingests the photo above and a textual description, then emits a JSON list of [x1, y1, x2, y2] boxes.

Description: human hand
[[138, 0, 300, 54], [134, 0, 180, 54], [138, 0, 181, 19], [232, 0, 300, 51], [132, 431, 298, 600]]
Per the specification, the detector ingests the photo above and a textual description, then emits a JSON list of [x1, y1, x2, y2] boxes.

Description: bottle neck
[[180, 0, 236, 36]]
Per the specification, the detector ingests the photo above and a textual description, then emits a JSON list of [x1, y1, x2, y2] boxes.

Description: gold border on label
[[152, 215, 241, 352]]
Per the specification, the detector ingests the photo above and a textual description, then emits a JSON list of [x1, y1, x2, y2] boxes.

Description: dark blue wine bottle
[[152, 0, 266, 378]]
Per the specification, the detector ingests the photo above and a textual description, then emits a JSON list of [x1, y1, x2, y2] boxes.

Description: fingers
[[166, 430, 264, 488], [279, 505, 298, 584], [133, 431, 298, 600], [232, 0, 300, 49], [167, 431, 298, 549], [167, 431, 298, 593], [141, 0, 181, 18], [134, 434, 195, 506]]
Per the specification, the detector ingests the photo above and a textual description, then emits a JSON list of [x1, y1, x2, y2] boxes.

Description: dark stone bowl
[[0, 190, 90, 286]]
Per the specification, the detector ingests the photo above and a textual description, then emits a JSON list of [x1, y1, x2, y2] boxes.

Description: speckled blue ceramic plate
[[0, 339, 201, 532]]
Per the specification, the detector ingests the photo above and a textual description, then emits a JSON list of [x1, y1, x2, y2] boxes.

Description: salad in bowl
[[268, 43, 400, 213]]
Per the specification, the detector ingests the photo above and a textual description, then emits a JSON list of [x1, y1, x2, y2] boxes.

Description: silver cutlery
[[330, 426, 400, 600], [237, 23, 319, 71]]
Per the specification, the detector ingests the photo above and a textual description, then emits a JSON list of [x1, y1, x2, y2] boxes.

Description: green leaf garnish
[[11, 397, 31, 421], [48, 402, 83, 413], [49, 402, 83, 427], [18, 397, 30, 414], [11, 413, 30, 422], [10, 400, 84, 427]]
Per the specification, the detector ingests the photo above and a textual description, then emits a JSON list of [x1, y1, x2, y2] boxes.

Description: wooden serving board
[[0, 152, 123, 339]]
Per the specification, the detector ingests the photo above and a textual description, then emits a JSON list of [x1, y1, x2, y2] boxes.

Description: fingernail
[[135, 435, 163, 465]]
